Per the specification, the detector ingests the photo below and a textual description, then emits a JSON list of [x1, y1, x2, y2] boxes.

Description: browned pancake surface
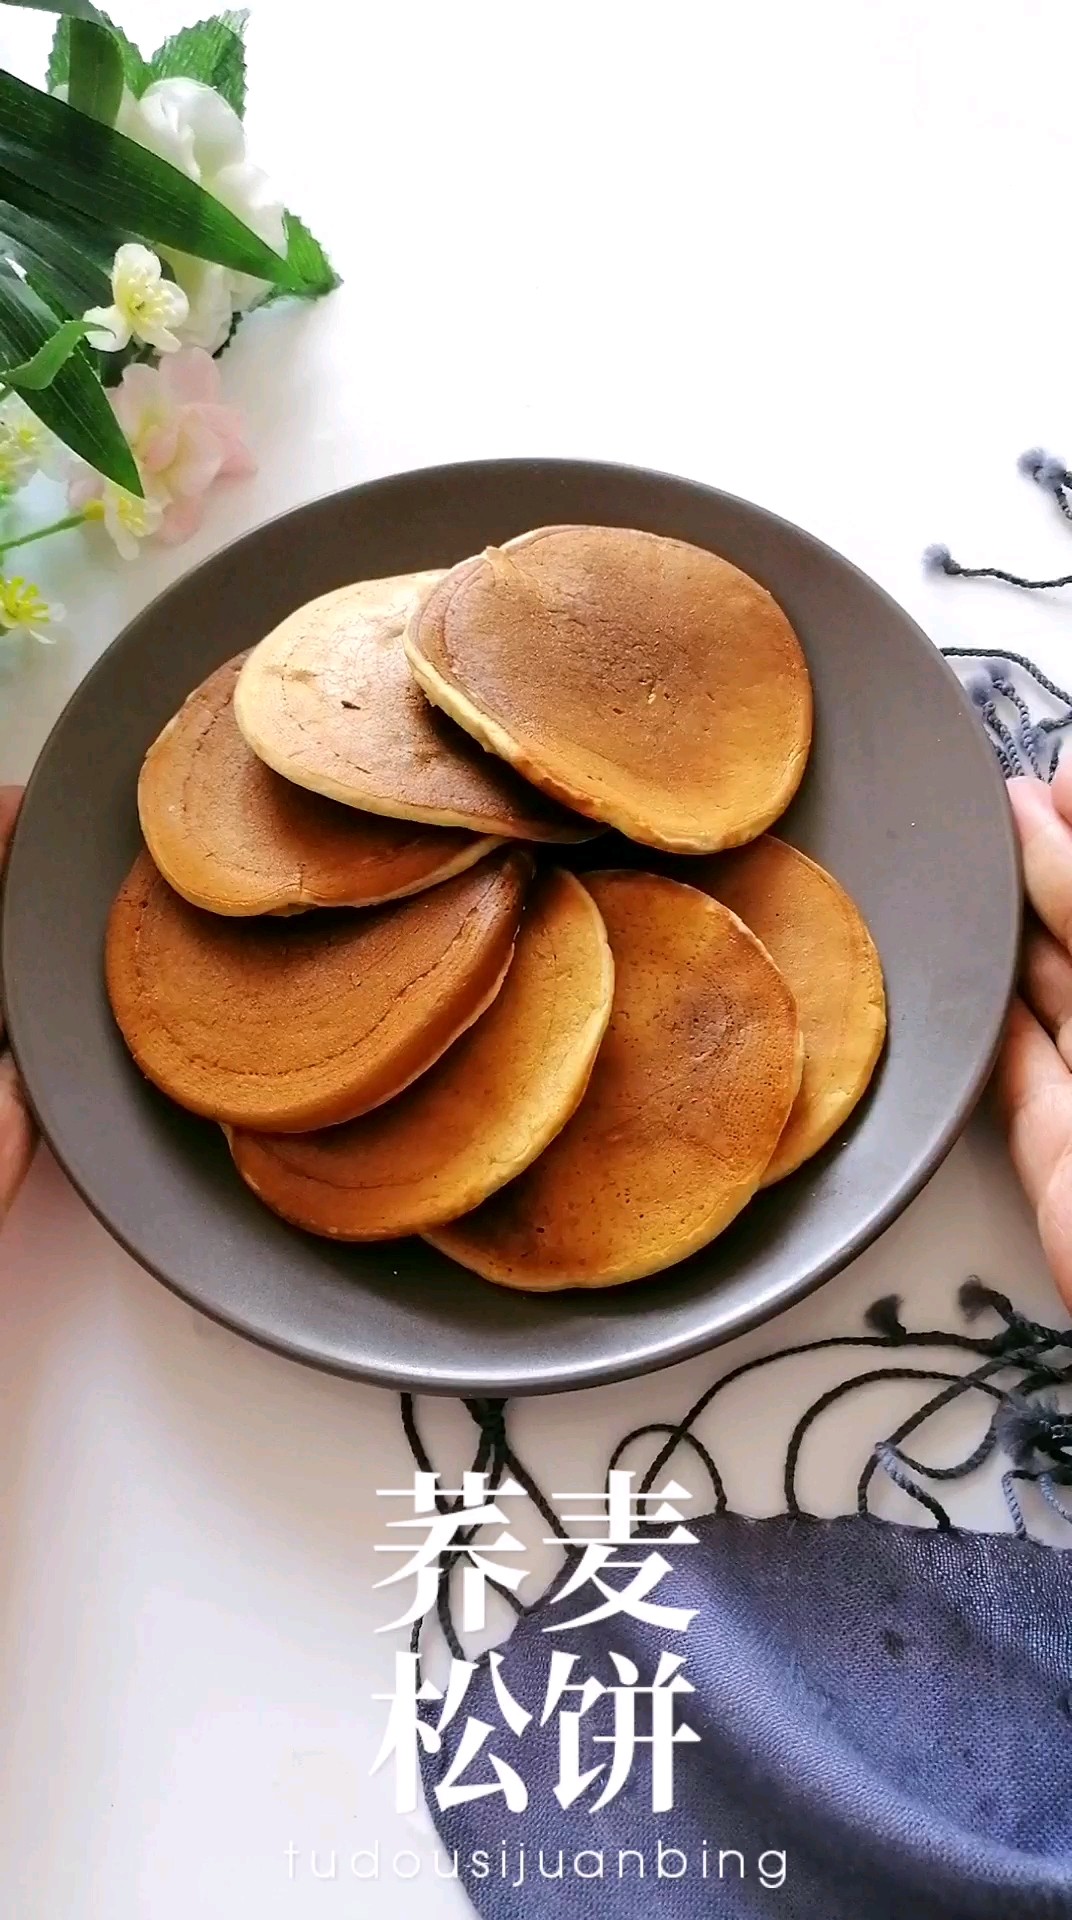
[[138, 653, 497, 915], [106, 848, 530, 1131], [228, 869, 613, 1237], [405, 526, 812, 851], [687, 837, 886, 1181], [233, 573, 591, 841], [428, 869, 801, 1288]]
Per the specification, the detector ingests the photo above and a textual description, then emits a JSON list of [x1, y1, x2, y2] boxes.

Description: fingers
[[0, 1055, 34, 1219], [994, 997, 1072, 1311], [0, 787, 19, 1050], [1008, 777, 1072, 951], [1022, 922, 1072, 1068], [1050, 750, 1072, 829], [1000, 768, 1072, 1311], [0, 786, 34, 1212], [994, 995, 1072, 1207], [0, 784, 21, 861]]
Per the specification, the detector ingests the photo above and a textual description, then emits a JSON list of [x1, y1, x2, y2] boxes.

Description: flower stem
[[0, 511, 86, 559]]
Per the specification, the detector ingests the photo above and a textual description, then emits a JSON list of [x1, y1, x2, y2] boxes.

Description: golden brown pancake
[[138, 653, 498, 916], [227, 868, 613, 1237], [428, 869, 802, 1289], [686, 837, 886, 1183], [405, 525, 812, 852], [105, 847, 530, 1131], [233, 572, 592, 842]]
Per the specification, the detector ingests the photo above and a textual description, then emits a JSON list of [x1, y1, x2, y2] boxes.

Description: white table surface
[[3, 3, 1072, 1912]]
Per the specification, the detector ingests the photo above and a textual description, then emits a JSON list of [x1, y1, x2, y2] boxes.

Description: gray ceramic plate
[[1, 460, 1019, 1396]]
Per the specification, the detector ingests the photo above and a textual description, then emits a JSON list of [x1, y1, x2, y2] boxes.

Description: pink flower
[[69, 348, 255, 551]]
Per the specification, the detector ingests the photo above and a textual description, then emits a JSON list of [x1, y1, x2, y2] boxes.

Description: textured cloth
[[428, 1510, 1072, 1918], [417, 1290, 1072, 1918]]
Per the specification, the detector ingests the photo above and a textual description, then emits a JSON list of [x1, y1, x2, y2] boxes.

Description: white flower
[[83, 483, 165, 560], [117, 78, 242, 179], [84, 243, 190, 354], [0, 576, 65, 644], [210, 154, 288, 312], [116, 81, 287, 352], [0, 395, 68, 493], [157, 251, 234, 353]]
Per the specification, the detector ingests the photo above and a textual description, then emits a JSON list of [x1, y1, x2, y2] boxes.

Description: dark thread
[[630, 1331, 994, 1517], [855, 1362, 1067, 1511], [784, 1367, 981, 1526], [942, 652, 1072, 712], [871, 1359, 1071, 1494], [1038, 1474, 1072, 1526], [397, 1294, 1072, 1661], [607, 1421, 727, 1520], [872, 1442, 952, 1528], [993, 679, 1046, 777], [997, 1392, 1072, 1468], [930, 553, 1072, 592], [628, 1315, 1033, 1518], [894, 1420, 999, 1482], [954, 1282, 1072, 1361], [941, 650, 1072, 781], [401, 1393, 514, 1668], [865, 1294, 909, 1341], [1002, 1470, 1029, 1540], [858, 1373, 1006, 1507], [981, 702, 1024, 776], [1017, 447, 1071, 497], [1014, 445, 1072, 510], [960, 1278, 1014, 1321]]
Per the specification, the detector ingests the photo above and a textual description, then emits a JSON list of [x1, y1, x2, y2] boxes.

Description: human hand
[[0, 786, 36, 1223], [998, 760, 1072, 1311]]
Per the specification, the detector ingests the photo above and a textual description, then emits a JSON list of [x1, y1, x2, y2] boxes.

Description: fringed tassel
[[1018, 447, 1072, 524], [400, 1287, 1072, 1668], [924, 543, 1072, 593], [925, 448, 1072, 591]]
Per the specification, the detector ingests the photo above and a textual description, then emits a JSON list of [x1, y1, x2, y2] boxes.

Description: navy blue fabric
[[425, 1510, 1072, 1917]]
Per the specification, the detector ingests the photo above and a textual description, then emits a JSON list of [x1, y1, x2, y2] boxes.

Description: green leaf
[[46, 9, 148, 96], [147, 13, 248, 116], [5, 1, 107, 17], [0, 267, 139, 492], [0, 190, 114, 314], [1, 315, 92, 389], [67, 18, 124, 124], [269, 210, 340, 300], [0, 72, 298, 284], [0, 166, 118, 271]]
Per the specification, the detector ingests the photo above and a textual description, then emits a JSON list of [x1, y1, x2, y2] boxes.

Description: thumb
[[1008, 777, 1072, 952]]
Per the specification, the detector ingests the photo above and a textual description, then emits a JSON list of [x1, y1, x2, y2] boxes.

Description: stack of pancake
[[106, 525, 886, 1292]]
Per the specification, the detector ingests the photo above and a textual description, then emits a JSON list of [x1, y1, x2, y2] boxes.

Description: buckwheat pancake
[[233, 572, 592, 842], [227, 868, 613, 1238], [405, 525, 812, 852], [688, 837, 886, 1184], [138, 653, 497, 916], [105, 847, 530, 1131], [428, 869, 802, 1290]]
